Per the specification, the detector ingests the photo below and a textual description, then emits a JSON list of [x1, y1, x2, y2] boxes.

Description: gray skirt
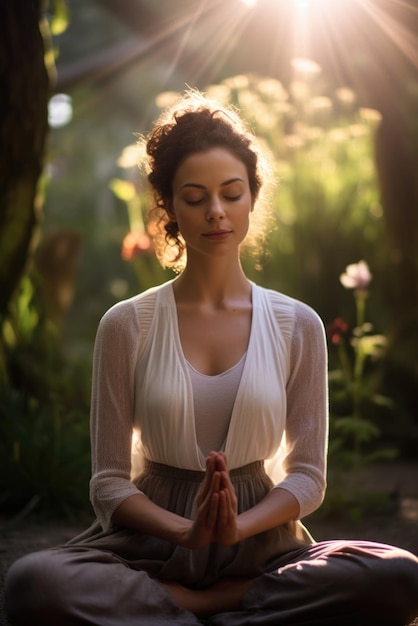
[[67, 459, 314, 588]]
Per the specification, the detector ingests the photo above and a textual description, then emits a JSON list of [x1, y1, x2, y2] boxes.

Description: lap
[[8, 537, 418, 589], [239, 540, 418, 626], [5, 546, 200, 626], [5, 539, 418, 626]]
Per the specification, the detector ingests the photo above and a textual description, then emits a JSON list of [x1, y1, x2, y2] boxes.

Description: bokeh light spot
[[48, 93, 73, 128]]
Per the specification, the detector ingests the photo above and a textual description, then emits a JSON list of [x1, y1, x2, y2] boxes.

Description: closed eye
[[185, 198, 205, 206]]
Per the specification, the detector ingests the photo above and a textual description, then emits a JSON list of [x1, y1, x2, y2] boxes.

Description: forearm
[[236, 487, 300, 542], [111, 460, 300, 548], [111, 493, 192, 545], [111, 455, 232, 549]]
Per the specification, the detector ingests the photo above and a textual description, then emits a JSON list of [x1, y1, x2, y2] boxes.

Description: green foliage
[[0, 276, 91, 520], [327, 266, 397, 468], [320, 264, 398, 519], [314, 481, 398, 524]]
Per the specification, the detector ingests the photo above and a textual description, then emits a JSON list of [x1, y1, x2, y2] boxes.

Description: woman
[[5, 92, 418, 625]]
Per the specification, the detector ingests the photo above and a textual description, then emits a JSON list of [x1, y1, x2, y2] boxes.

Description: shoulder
[[258, 285, 324, 336], [97, 281, 171, 340]]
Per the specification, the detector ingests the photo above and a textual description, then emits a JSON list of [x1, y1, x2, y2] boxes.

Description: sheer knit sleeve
[[274, 300, 328, 519], [89, 298, 145, 531]]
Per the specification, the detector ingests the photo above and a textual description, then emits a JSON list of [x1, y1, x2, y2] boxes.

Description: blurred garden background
[[1, 0, 418, 523]]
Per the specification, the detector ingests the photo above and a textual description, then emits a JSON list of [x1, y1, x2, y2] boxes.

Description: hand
[[212, 456, 239, 546], [196, 452, 240, 547], [179, 452, 239, 549], [180, 453, 221, 549]]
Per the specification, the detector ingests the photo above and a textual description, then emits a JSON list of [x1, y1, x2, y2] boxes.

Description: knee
[[5, 550, 72, 626], [362, 548, 418, 622], [382, 550, 418, 619]]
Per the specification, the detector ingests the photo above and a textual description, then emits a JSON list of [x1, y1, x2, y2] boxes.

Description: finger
[[196, 456, 218, 506], [210, 470, 221, 497], [198, 470, 221, 516], [219, 490, 231, 525], [219, 469, 234, 493], [214, 452, 228, 472], [206, 492, 219, 529], [219, 473, 238, 513], [216, 490, 238, 545], [206, 453, 218, 476], [222, 486, 237, 516], [220, 494, 237, 540]]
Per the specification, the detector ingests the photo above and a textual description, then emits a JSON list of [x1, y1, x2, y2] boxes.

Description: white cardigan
[[89, 280, 328, 531]]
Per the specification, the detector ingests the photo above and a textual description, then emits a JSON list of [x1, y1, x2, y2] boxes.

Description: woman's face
[[170, 147, 253, 261]]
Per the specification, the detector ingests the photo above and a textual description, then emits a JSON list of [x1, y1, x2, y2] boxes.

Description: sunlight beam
[[164, 1, 254, 86], [359, 0, 418, 70]]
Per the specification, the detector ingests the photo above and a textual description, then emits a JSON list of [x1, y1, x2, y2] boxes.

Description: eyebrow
[[180, 177, 245, 191]]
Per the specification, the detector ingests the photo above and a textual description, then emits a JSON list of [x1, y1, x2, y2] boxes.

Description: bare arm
[[111, 493, 192, 544], [236, 487, 299, 540]]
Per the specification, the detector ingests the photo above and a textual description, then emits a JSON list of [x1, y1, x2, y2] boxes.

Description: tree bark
[[0, 0, 51, 316], [375, 109, 418, 319]]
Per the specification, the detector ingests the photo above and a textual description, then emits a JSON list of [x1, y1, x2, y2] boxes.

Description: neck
[[173, 255, 251, 307]]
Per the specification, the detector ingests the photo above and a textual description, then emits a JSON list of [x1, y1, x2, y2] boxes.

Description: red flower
[[121, 231, 153, 261], [326, 317, 349, 345]]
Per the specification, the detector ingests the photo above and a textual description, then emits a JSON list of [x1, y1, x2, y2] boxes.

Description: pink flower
[[121, 231, 153, 261], [340, 260, 372, 290]]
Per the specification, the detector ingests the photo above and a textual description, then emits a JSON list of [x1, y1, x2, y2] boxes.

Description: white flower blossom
[[340, 260, 372, 290]]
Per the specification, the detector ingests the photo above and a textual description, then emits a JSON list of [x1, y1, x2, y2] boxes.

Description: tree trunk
[[0, 0, 51, 316], [375, 102, 418, 321]]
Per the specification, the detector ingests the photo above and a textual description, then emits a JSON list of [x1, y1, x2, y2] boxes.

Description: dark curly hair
[[141, 91, 273, 270]]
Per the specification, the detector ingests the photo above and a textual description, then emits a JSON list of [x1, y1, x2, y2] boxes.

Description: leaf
[[333, 417, 380, 442], [371, 393, 394, 408], [362, 449, 398, 464]]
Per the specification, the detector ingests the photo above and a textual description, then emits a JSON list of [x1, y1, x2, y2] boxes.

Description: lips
[[202, 230, 232, 239]]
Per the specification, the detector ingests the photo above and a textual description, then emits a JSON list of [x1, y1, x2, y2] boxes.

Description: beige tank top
[[187, 354, 246, 457]]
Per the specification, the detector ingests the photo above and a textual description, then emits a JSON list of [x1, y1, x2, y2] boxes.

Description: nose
[[206, 196, 225, 221]]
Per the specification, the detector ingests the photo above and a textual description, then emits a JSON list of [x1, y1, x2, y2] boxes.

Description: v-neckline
[[167, 281, 257, 460], [168, 280, 255, 377]]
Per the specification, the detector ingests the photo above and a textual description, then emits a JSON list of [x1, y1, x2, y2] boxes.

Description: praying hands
[[181, 452, 240, 550]]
